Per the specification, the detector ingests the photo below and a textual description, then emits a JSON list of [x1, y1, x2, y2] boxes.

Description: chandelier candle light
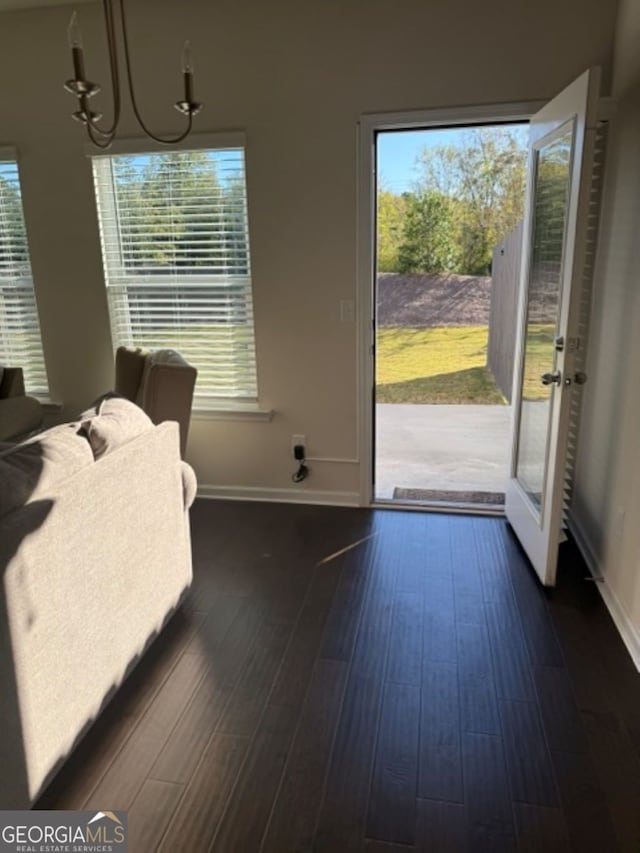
[[64, 0, 202, 149]]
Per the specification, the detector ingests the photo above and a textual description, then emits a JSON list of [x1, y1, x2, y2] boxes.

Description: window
[[0, 157, 49, 397], [91, 145, 257, 407]]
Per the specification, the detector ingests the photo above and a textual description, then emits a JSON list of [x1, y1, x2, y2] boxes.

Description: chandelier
[[64, 0, 202, 149]]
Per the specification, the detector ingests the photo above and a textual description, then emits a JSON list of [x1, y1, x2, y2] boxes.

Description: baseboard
[[568, 515, 640, 672], [197, 484, 361, 508], [597, 577, 640, 672], [567, 516, 600, 577]]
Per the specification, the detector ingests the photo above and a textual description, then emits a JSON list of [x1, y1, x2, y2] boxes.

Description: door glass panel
[[515, 124, 574, 515]]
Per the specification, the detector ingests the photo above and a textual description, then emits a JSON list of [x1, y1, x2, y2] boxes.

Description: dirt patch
[[377, 272, 491, 327]]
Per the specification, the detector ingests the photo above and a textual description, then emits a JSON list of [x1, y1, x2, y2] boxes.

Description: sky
[[377, 124, 528, 194]]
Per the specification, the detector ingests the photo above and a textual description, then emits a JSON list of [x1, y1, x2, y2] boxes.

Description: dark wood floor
[[37, 501, 640, 852]]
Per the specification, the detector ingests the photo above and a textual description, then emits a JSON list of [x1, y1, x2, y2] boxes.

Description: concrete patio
[[375, 402, 512, 501]]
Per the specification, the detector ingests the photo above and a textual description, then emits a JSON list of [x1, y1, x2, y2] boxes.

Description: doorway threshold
[[393, 487, 505, 504], [373, 498, 505, 517]]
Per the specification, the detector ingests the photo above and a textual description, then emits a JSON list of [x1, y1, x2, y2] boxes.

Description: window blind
[[0, 160, 49, 397], [91, 148, 258, 405]]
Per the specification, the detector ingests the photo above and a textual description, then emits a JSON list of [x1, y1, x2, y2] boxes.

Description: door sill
[[372, 498, 505, 517]]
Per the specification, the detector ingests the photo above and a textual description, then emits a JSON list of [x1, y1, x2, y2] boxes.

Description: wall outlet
[[291, 434, 306, 456]]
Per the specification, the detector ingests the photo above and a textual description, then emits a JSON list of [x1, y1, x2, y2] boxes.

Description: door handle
[[541, 371, 562, 386]]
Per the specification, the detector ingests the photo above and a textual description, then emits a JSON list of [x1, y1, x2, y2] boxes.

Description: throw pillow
[[81, 396, 153, 460]]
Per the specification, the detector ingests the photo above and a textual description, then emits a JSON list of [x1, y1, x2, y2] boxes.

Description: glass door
[[505, 68, 601, 586]]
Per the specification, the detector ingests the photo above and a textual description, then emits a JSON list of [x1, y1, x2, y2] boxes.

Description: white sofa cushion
[[81, 396, 153, 460], [0, 424, 94, 516]]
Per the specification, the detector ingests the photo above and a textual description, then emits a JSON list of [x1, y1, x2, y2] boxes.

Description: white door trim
[[356, 101, 545, 507]]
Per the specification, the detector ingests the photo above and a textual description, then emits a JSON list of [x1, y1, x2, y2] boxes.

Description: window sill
[[192, 403, 273, 423]]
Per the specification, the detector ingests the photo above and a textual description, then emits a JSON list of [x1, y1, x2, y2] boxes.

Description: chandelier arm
[[83, 0, 122, 139], [118, 0, 194, 145], [103, 0, 122, 127], [86, 119, 116, 149]]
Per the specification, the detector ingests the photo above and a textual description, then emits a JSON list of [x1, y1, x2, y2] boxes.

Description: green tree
[[0, 172, 28, 272], [397, 190, 460, 273], [114, 151, 223, 272], [222, 173, 250, 275], [415, 126, 527, 274], [533, 133, 572, 266], [377, 190, 406, 272]]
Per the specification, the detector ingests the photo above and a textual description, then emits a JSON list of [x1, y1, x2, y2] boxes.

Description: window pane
[[0, 160, 49, 397], [91, 148, 258, 404], [515, 125, 574, 514]]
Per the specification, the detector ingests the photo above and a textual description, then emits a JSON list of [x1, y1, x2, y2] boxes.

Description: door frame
[[356, 101, 546, 507]]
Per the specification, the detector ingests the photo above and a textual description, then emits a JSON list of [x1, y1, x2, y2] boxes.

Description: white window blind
[[0, 159, 49, 397], [91, 148, 258, 406]]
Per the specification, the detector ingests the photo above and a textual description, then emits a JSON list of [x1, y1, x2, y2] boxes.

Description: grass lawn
[[521, 324, 556, 400], [376, 324, 553, 404]]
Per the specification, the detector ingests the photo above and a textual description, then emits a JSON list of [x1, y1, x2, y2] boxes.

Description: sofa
[[0, 397, 196, 808]]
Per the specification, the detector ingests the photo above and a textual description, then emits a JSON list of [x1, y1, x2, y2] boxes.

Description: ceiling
[[0, 0, 95, 10]]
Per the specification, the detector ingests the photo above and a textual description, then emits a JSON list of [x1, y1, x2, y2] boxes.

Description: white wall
[[0, 0, 617, 501], [572, 0, 640, 667]]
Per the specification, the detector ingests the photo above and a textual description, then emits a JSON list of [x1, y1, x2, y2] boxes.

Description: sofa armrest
[[0, 368, 25, 399], [181, 461, 197, 509]]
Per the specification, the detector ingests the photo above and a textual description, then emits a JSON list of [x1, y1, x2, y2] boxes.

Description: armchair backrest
[[114, 347, 197, 457], [0, 368, 43, 442], [0, 368, 26, 400]]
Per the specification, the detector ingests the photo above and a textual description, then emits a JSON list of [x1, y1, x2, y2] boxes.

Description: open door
[[505, 69, 601, 586]]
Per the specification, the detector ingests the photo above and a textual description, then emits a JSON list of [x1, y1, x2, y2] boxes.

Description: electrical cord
[[292, 463, 309, 483], [292, 447, 309, 483]]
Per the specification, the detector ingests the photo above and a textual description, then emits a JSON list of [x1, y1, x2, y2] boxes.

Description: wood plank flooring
[[36, 501, 640, 851]]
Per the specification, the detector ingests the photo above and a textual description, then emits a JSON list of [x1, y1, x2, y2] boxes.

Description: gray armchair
[[0, 368, 43, 442], [114, 347, 197, 458]]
